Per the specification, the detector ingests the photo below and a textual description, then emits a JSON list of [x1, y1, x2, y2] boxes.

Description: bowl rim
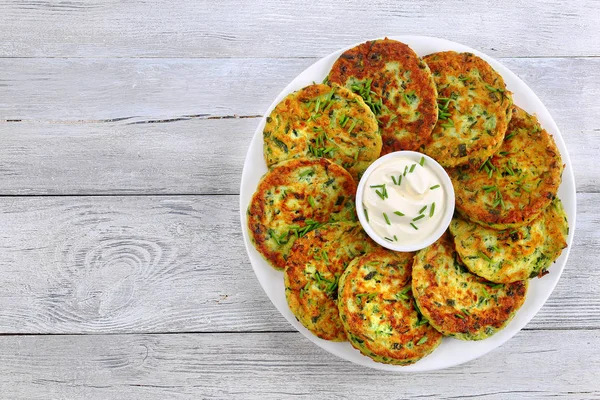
[[355, 150, 455, 252]]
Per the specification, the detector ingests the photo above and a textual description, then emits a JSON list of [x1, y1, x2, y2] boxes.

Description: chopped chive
[[370, 184, 385, 188], [364, 207, 369, 222], [419, 156, 425, 166], [430, 184, 440, 190], [383, 213, 391, 225], [417, 336, 428, 346], [482, 185, 497, 193], [403, 166, 408, 176], [308, 195, 316, 208], [505, 133, 516, 140], [299, 169, 314, 178], [482, 287, 490, 297], [340, 115, 349, 127], [418, 205, 427, 215], [376, 190, 385, 200], [384, 237, 393, 242], [391, 175, 398, 185], [347, 119, 357, 134], [455, 313, 465, 319], [394, 211, 405, 217], [314, 98, 321, 113], [490, 283, 504, 289], [409, 163, 416, 173], [410, 223, 418, 230], [394, 235, 398, 241], [430, 202, 436, 217], [479, 251, 492, 262], [397, 175, 402, 185], [413, 214, 425, 221], [397, 286, 411, 300]]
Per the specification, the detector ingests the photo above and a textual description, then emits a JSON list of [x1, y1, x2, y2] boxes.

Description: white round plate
[[239, 36, 576, 371]]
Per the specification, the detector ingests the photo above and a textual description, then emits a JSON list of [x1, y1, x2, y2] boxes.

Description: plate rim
[[239, 35, 577, 372]]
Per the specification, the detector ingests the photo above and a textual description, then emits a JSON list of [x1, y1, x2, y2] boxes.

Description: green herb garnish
[[383, 212, 391, 225]]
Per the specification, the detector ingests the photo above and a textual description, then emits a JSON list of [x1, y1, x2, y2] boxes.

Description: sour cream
[[362, 156, 446, 247]]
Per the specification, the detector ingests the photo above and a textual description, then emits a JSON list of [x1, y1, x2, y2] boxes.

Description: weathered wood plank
[[0, 0, 599, 58], [0, 117, 596, 195], [0, 193, 595, 334], [0, 330, 599, 399], [0, 57, 597, 194], [0, 119, 251, 195], [1, 57, 599, 122]]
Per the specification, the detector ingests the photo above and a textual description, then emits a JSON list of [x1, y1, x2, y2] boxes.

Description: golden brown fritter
[[449, 105, 563, 229], [328, 38, 438, 154], [450, 198, 569, 283], [412, 233, 528, 340], [422, 51, 513, 167], [247, 158, 357, 270], [284, 222, 378, 341], [264, 84, 381, 181], [338, 249, 442, 364]]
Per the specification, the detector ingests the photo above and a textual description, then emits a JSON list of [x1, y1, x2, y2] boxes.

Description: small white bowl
[[356, 151, 455, 252]]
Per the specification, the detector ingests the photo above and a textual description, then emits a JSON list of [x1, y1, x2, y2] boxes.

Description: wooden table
[[1, 1, 599, 398]]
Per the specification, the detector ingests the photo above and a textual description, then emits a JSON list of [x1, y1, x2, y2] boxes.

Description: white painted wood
[[0, 0, 599, 58], [0, 119, 251, 195], [0, 118, 596, 195], [1, 57, 598, 123], [0, 0, 598, 395], [0, 330, 599, 399], [0, 193, 595, 334]]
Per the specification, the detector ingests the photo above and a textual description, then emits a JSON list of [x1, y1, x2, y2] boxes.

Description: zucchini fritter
[[247, 158, 357, 270], [284, 222, 377, 341], [422, 51, 513, 167], [338, 249, 442, 365], [412, 233, 528, 340], [264, 84, 381, 181], [449, 105, 563, 229], [450, 198, 569, 283], [328, 39, 438, 154]]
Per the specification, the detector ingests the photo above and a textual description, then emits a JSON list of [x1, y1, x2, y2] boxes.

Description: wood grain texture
[[0, 117, 596, 195], [0, 330, 599, 399], [0, 193, 595, 334], [0, 0, 599, 58], [1, 57, 599, 122], [0, 119, 251, 195], [0, 57, 597, 194], [1, 0, 599, 395]]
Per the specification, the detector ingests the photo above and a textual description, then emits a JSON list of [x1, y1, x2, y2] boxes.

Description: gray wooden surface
[[0, 0, 599, 398]]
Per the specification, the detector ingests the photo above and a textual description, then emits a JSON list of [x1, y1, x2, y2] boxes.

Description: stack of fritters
[[247, 38, 569, 365]]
